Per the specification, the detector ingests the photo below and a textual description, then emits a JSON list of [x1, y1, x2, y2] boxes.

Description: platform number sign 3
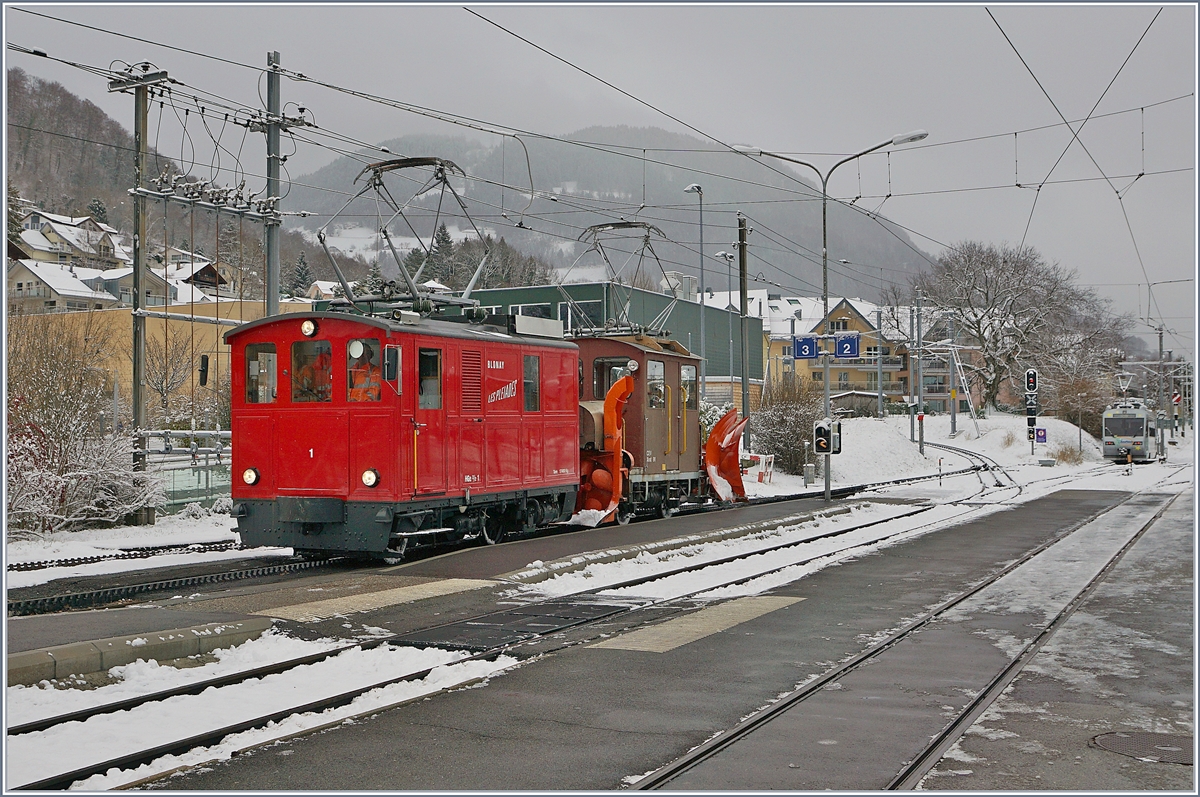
[[793, 336, 820, 359]]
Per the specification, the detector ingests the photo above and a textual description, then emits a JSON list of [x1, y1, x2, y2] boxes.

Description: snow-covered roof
[[167, 279, 214, 304], [71, 266, 106, 282], [306, 280, 339, 298], [12, 259, 119, 302], [165, 259, 218, 281], [18, 228, 54, 253], [23, 210, 89, 226], [42, 220, 105, 253], [422, 279, 452, 292]]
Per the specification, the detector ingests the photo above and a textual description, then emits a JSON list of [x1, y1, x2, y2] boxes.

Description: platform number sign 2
[[835, 333, 861, 358], [1025, 369, 1039, 393]]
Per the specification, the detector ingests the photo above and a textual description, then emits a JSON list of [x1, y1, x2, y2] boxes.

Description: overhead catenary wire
[[7, 20, 1190, 343], [986, 6, 1168, 327]]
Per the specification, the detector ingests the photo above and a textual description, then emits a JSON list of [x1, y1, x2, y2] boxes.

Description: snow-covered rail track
[[6, 541, 249, 573], [5, 557, 344, 617], [629, 486, 1183, 790], [9, 502, 956, 790]]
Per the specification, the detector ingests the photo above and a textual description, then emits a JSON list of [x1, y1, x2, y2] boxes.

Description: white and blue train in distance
[[1101, 399, 1160, 463]]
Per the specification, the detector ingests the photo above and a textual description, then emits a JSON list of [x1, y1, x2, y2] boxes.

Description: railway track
[[5, 453, 990, 619], [6, 541, 250, 572], [630, 482, 1186, 790], [9, 457, 1184, 790], [7, 496, 987, 790]]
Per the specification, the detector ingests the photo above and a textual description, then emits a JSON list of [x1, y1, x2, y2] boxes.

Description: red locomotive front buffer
[[228, 311, 580, 558]]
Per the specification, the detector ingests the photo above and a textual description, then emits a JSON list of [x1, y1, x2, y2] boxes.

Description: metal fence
[[149, 454, 231, 514]]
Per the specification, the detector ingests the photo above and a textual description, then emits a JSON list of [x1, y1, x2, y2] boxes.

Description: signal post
[[795, 331, 860, 500]]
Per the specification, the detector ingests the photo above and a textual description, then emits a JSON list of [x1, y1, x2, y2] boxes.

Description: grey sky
[[5, 3, 1195, 355]]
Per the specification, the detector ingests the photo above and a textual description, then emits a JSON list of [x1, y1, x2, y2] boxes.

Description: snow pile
[[829, 417, 961, 484]]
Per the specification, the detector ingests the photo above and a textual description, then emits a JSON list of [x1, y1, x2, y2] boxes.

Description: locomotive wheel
[[655, 502, 678, 519], [482, 512, 508, 545], [616, 503, 635, 526]]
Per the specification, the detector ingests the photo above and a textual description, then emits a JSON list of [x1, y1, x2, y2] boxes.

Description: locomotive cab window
[[681, 365, 698, 409], [347, 339, 382, 402], [419, 349, 442, 409], [245, 343, 277, 404], [593, 357, 631, 400], [292, 340, 332, 403], [524, 355, 540, 412], [647, 360, 666, 409]]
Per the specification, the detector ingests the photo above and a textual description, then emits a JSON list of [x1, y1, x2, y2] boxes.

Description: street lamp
[[735, 129, 928, 501], [716, 250, 736, 398], [684, 183, 706, 399]]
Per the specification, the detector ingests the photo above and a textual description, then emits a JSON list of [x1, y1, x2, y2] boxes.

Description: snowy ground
[[4, 412, 1192, 790]]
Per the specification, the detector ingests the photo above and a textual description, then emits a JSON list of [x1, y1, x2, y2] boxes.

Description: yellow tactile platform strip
[[254, 578, 496, 621], [589, 595, 804, 653]]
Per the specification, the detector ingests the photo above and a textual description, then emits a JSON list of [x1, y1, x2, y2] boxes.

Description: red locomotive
[[227, 312, 747, 559], [228, 310, 581, 557], [227, 157, 745, 558]]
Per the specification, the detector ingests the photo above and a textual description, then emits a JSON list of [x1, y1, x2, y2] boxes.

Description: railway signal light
[[1025, 368, 1038, 393], [1027, 428, 1035, 441], [814, 419, 832, 453], [1027, 416, 1036, 427]]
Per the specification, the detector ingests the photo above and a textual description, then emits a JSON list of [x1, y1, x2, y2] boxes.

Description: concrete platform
[[6, 608, 273, 686]]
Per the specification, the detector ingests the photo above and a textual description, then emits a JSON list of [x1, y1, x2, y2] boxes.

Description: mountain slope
[[286, 126, 933, 300]]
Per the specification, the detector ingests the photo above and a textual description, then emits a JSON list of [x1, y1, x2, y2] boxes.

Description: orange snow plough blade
[[704, 408, 749, 502], [577, 374, 636, 523]]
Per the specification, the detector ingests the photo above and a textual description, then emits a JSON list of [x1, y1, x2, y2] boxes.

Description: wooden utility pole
[[265, 51, 281, 315], [109, 68, 170, 524], [738, 215, 750, 448]]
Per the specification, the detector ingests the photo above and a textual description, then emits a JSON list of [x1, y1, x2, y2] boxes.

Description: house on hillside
[[7, 259, 120, 314], [305, 280, 340, 300], [85, 267, 173, 307], [18, 210, 129, 271]]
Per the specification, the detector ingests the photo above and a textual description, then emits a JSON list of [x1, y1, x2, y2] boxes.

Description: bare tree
[[141, 323, 197, 427], [6, 310, 162, 536], [915, 241, 1111, 409], [750, 373, 825, 474]]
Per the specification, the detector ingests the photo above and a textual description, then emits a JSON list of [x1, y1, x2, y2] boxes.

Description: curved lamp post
[[735, 130, 928, 501], [684, 183, 705, 398]]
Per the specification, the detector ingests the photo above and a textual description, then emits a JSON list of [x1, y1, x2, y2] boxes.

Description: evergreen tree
[[427, 223, 455, 285], [289, 251, 313, 296], [87, 197, 108, 225], [402, 246, 427, 284], [7, 177, 23, 242], [362, 259, 385, 296]]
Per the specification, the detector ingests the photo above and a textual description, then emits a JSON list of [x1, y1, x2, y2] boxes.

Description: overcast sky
[[5, 3, 1196, 355]]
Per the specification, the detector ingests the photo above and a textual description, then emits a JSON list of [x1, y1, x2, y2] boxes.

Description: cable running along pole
[[265, 51, 281, 315]]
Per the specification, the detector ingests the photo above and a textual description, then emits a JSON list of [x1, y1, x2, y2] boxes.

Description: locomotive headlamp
[[361, 468, 380, 488], [242, 468, 260, 485], [300, 319, 318, 337], [626, 360, 638, 373]]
